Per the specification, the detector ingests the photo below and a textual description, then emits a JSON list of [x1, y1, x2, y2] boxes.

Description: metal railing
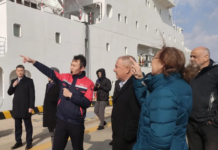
[[0, 37, 6, 57]]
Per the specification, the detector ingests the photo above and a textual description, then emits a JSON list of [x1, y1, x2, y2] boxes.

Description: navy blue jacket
[[34, 61, 94, 124]]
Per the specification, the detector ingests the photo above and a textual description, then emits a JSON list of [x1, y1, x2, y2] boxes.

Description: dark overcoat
[[8, 76, 35, 119], [111, 76, 141, 150], [43, 82, 60, 128]]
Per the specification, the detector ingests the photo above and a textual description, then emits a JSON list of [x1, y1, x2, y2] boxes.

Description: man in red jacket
[[20, 54, 94, 150]]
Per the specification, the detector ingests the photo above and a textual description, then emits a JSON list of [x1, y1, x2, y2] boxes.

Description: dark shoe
[[11, 143, 23, 149], [25, 144, 33, 150], [104, 121, 107, 126], [97, 125, 104, 130], [109, 140, 113, 145]]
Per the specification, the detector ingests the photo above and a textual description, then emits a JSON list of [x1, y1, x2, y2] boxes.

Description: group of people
[[7, 45, 218, 150]]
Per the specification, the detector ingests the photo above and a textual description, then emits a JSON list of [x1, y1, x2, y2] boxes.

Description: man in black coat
[[112, 56, 141, 150], [43, 67, 60, 144], [187, 47, 218, 150], [7, 65, 35, 150], [94, 68, 112, 130], [109, 79, 120, 146]]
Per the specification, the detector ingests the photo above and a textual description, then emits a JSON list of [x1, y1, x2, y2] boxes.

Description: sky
[[172, 0, 218, 61]]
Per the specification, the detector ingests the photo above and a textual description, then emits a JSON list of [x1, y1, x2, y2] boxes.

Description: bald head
[[192, 47, 210, 57], [190, 47, 210, 70]]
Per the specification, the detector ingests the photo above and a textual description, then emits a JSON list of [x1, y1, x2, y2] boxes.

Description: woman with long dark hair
[[130, 46, 194, 150]]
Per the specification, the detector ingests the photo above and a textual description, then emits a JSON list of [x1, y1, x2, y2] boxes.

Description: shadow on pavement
[[0, 129, 14, 138], [85, 134, 111, 150], [32, 128, 51, 146], [64, 134, 111, 150]]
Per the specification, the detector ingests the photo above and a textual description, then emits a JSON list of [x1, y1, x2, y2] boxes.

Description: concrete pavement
[[0, 106, 113, 150]]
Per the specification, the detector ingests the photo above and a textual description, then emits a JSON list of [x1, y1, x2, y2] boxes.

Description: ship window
[[24, 1, 30, 7], [118, 14, 121, 22], [125, 16, 128, 24], [162, 32, 165, 38], [181, 40, 184, 45], [107, 4, 113, 18], [13, 24, 21, 37], [174, 37, 176, 42], [145, 25, 148, 31], [154, 5, 156, 11], [125, 47, 128, 54], [31, 3, 37, 9], [55, 32, 61, 44], [106, 43, 110, 51], [136, 21, 139, 28], [16, 0, 22, 4], [169, 35, 171, 40]]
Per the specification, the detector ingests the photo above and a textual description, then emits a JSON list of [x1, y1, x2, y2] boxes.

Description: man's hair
[[16, 65, 25, 70], [204, 47, 210, 57], [118, 55, 136, 67], [73, 55, 86, 68]]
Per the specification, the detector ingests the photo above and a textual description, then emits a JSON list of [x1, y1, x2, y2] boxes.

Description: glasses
[[151, 56, 159, 61]]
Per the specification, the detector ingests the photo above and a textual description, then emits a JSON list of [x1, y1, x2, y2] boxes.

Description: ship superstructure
[[0, 0, 191, 111]]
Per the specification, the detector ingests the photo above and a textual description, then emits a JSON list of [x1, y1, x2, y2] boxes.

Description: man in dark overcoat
[[109, 79, 120, 146], [8, 65, 35, 150], [112, 56, 141, 150]]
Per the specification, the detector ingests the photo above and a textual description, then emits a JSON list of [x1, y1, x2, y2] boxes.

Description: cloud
[[184, 25, 218, 61], [209, 7, 218, 19], [175, 0, 217, 10], [175, 0, 202, 9]]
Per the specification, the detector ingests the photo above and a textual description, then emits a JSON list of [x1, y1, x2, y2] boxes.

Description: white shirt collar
[[119, 79, 128, 89], [18, 77, 23, 82]]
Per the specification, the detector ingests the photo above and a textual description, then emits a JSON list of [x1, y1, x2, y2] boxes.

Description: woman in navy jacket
[[130, 46, 194, 150]]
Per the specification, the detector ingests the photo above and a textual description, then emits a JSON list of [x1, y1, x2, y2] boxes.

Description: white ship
[[0, 0, 191, 111]]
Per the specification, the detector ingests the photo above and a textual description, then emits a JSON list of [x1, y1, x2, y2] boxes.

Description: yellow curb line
[[2, 111, 12, 119]]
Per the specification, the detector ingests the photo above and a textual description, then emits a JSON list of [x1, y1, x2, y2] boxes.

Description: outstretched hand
[[20, 55, 36, 64], [130, 57, 144, 79]]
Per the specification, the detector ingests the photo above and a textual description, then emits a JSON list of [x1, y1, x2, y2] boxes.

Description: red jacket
[[34, 61, 94, 124]]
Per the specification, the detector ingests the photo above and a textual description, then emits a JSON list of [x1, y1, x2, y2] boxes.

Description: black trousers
[[14, 117, 33, 145], [53, 118, 84, 150], [187, 122, 218, 150]]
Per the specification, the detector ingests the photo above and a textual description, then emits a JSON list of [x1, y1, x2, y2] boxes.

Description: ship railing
[[0, 37, 6, 57]]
